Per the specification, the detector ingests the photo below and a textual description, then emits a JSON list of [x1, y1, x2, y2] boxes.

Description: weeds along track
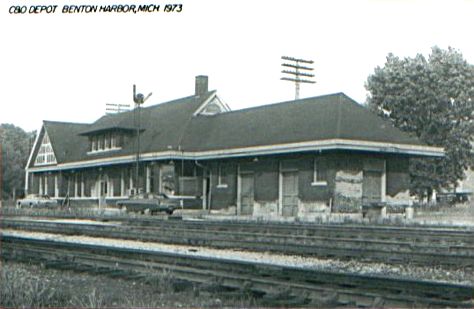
[[1, 234, 472, 308], [2, 217, 474, 267]]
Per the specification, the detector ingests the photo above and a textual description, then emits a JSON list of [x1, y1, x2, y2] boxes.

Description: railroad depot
[[24, 76, 444, 218]]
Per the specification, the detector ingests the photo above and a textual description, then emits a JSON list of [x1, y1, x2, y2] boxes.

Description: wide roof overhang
[[26, 138, 444, 172]]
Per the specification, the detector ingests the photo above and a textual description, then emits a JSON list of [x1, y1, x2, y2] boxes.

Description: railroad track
[[2, 217, 474, 267], [2, 234, 472, 308], [121, 216, 474, 245], [3, 210, 474, 244]]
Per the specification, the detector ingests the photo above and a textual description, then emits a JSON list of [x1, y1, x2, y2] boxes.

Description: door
[[282, 171, 298, 217], [240, 173, 254, 215], [362, 171, 382, 204]]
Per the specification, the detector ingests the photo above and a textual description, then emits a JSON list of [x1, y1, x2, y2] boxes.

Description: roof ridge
[[142, 91, 215, 111], [212, 92, 348, 116], [89, 91, 214, 122], [44, 120, 90, 125]]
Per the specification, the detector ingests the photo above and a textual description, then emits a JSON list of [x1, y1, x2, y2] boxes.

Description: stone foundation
[[211, 205, 237, 215], [253, 201, 279, 218], [297, 201, 330, 219]]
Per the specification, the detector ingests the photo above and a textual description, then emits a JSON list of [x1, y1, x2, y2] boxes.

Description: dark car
[[116, 193, 180, 215], [16, 194, 59, 208]]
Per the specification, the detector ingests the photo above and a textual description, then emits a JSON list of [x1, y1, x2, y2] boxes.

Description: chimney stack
[[195, 75, 208, 96]]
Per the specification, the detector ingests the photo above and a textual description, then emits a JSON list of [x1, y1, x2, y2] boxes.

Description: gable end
[[193, 93, 231, 116], [33, 129, 57, 166]]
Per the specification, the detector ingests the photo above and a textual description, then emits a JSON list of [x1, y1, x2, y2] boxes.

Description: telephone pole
[[0, 142, 2, 208], [281, 56, 315, 100]]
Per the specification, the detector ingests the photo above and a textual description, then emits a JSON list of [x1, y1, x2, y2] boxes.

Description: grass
[[0, 262, 65, 308], [0, 261, 260, 308]]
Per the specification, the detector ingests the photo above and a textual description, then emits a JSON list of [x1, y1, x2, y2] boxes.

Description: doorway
[[362, 170, 382, 204], [282, 171, 298, 217], [240, 173, 254, 215]]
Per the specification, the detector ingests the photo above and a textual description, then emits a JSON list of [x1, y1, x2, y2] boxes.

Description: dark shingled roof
[[39, 92, 214, 164], [180, 93, 421, 151], [45, 121, 91, 163], [32, 92, 426, 167]]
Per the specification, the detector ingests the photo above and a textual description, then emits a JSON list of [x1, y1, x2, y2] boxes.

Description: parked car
[[16, 194, 59, 208], [116, 193, 180, 215]]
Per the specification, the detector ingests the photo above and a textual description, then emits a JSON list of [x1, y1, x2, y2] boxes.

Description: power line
[[281, 56, 316, 100]]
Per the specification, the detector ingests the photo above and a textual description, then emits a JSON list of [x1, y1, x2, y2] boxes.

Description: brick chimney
[[195, 75, 208, 96]]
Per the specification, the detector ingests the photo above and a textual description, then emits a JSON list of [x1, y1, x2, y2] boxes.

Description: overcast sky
[[1, 0, 473, 132]]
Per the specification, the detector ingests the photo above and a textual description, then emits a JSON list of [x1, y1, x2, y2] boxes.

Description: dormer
[[80, 127, 137, 155], [194, 94, 230, 116], [193, 76, 231, 116], [87, 130, 124, 154]]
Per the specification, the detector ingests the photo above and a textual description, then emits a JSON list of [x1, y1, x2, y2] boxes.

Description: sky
[[1, 0, 473, 132]]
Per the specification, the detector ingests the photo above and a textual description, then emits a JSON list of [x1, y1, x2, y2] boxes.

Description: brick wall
[[210, 162, 237, 210], [386, 156, 411, 202]]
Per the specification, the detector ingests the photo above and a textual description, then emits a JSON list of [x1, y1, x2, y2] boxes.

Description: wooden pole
[[0, 142, 3, 208]]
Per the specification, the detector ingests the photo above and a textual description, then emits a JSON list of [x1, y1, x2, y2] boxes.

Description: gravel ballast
[[2, 229, 473, 285]]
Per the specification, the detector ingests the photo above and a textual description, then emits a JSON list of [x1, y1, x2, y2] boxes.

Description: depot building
[[25, 76, 443, 218]]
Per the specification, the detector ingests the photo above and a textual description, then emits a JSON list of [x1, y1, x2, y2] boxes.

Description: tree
[[366, 46, 474, 199], [0, 124, 35, 201]]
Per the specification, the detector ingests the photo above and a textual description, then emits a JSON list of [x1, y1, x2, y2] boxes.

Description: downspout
[[208, 171, 212, 214]]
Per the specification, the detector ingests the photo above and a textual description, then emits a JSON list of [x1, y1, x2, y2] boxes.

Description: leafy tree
[[366, 46, 474, 199], [0, 124, 35, 201]]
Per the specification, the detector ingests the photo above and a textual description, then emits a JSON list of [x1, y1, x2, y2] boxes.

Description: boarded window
[[313, 158, 327, 183], [217, 164, 228, 187]]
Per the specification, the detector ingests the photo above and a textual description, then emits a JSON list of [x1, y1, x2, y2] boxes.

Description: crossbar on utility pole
[[281, 56, 316, 100], [106, 103, 130, 114]]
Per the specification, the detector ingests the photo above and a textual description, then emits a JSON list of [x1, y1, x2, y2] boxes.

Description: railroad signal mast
[[281, 56, 315, 100], [132, 85, 152, 193]]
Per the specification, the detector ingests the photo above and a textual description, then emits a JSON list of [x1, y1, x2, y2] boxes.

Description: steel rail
[[2, 211, 474, 244], [1, 235, 472, 308], [2, 218, 474, 267]]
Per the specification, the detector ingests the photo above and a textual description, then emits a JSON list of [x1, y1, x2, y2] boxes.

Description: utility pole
[[0, 142, 2, 208], [281, 56, 315, 100], [133, 85, 152, 194], [106, 103, 130, 114]]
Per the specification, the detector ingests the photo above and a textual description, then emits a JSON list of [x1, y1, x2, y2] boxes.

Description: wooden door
[[362, 171, 382, 204], [240, 173, 254, 215], [282, 171, 298, 217]]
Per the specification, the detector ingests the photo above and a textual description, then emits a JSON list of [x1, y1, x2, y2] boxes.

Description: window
[[88, 131, 122, 153], [105, 132, 111, 149], [312, 158, 327, 186], [217, 164, 228, 188], [98, 135, 104, 150], [111, 133, 116, 148], [34, 132, 57, 166], [91, 136, 97, 151]]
